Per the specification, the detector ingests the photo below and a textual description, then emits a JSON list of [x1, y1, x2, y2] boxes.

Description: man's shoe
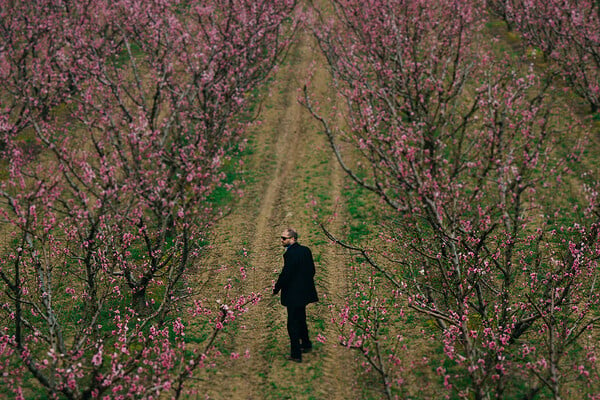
[[285, 355, 302, 363], [301, 347, 312, 354]]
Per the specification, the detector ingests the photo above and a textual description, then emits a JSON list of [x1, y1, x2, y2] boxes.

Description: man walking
[[273, 228, 318, 363]]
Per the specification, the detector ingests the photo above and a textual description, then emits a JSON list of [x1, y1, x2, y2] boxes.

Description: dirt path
[[191, 30, 359, 399]]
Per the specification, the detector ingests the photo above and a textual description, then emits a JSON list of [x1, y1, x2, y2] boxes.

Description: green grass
[[109, 42, 144, 68]]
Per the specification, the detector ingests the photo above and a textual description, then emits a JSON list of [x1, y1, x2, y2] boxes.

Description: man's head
[[280, 228, 298, 247]]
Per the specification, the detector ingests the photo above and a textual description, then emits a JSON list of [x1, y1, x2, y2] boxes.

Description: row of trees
[[487, 0, 600, 113], [305, 0, 600, 398], [0, 0, 296, 398]]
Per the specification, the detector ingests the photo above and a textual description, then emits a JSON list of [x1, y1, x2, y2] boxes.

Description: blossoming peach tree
[[0, 0, 296, 398], [305, 0, 600, 398]]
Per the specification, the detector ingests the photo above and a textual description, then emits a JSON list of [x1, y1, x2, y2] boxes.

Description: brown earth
[[188, 32, 362, 399]]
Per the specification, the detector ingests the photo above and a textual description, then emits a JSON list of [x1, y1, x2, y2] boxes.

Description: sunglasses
[[281, 236, 291, 240]]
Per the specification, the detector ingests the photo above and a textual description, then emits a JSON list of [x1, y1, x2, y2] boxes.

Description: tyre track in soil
[[194, 32, 358, 399]]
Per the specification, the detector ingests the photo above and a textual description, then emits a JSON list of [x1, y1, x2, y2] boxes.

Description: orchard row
[[1, 0, 599, 399], [304, 0, 600, 399]]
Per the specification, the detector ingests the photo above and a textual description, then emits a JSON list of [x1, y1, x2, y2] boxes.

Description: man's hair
[[285, 228, 298, 240]]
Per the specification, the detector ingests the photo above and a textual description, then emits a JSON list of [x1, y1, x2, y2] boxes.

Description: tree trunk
[[132, 287, 150, 316]]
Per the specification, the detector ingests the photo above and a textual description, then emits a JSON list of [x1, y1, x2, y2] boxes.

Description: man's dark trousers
[[287, 305, 312, 359]]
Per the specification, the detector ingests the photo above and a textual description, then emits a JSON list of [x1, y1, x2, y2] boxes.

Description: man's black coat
[[274, 242, 318, 307]]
